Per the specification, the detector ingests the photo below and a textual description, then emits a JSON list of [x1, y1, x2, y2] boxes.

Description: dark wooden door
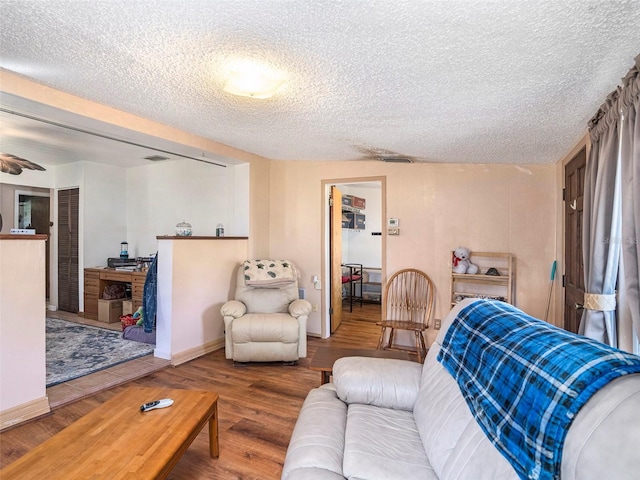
[[58, 188, 79, 313], [564, 148, 586, 333]]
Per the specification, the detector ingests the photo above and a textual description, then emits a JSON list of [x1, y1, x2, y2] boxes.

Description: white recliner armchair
[[221, 260, 312, 364]]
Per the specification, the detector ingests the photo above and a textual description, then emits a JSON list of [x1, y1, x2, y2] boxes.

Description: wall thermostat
[[388, 218, 399, 227]]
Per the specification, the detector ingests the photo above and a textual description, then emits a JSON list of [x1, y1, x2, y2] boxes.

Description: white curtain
[[581, 93, 622, 346], [619, 58, 640, 345], [582, 55, 640, 349]]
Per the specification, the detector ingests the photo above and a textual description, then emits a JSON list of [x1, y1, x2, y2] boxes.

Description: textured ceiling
[[1, 0, 640, 166]]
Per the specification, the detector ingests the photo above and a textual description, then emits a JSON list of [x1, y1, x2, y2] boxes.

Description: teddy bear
[[452, 246, 479, 274]]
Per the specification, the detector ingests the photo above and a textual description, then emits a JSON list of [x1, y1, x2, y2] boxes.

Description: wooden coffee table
[[0, 386, 219, 480], [309, 347, 414, 384]]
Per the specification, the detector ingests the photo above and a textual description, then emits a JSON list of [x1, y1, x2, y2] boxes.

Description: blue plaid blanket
[[437, 300, 640, 480]]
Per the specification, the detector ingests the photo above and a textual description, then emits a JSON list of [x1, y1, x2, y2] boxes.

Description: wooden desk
[[83, 268, 147, 320], [309, 347, 414, 385], [0, 387, 219, 480]]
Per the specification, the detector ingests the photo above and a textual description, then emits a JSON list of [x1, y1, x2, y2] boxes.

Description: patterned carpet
[[46, 317, 155, 387]]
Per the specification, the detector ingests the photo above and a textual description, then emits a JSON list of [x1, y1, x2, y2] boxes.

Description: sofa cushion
[[438, 420, 520, 480], [412, 348, 518, 480], [232, 341, 299, 363], [231, 313, 299, 343], [343, 404, 436, 480], [438, 299, 640, 480], [333, 357, 422, 411], [236, 287, 299, 313], [562, 374, 640, 480], [282, 385, 347, 480]]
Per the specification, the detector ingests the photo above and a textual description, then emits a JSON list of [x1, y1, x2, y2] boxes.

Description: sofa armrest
[[220, 300, 246, 318], [333, 357, 422, 411], [289, 299, 312, 317]]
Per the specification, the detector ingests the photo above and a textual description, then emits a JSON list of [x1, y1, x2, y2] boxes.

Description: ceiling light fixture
[[222, 60, 288, 99]]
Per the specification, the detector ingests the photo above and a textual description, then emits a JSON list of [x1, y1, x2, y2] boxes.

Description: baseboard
[[171, 337, 225, 366], [0, 396, 51, 431]]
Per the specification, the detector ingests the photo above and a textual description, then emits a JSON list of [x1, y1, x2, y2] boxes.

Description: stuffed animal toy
[[466, 261, 479, 275], [452, 247, 469, 274], [452, 247, 479, 274]]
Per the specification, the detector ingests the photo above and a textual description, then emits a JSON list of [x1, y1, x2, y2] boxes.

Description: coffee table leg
[[321, 371, 331, 385], [209, 401, 219, 458]]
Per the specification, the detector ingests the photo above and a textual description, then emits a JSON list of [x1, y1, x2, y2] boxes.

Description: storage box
[[342, 212, 354, 229], [122, 299, 133, 316], [351, 196, 366, 209], [341, 195, 353, 207], [342, 212, 365, 230], [98, 298, 123, 323]]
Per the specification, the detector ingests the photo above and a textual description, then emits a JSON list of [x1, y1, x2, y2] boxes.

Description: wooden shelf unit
[[450, 252, 513, 307]]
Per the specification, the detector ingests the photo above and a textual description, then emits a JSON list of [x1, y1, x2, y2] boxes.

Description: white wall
[[231, 162, 250, 237], [156, 237, 248, 363], [83, 162, 128, 266], [127, 160, 249, 257], [341, 184, 382, 268], [0, 237, 50, 428], [266, 161, 558, 339], [0, 169, 56, 189]]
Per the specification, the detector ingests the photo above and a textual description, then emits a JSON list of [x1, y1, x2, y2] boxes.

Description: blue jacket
[[143, 254, 158, 333]]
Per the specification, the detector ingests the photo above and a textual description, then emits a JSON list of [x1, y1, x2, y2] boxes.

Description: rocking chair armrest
[[333, 356, 422, 411]]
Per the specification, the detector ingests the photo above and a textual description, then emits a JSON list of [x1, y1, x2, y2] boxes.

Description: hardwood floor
[[1, 303, 388, 479]]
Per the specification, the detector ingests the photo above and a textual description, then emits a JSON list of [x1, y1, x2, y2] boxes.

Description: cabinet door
[[83, 294, 98, 319]]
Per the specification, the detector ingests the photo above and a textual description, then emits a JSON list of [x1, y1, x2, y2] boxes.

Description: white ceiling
[[0, 92, 238, 168], [1, 0, 639, 168]]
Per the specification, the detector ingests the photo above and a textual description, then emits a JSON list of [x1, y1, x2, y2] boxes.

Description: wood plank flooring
[[1, 303, 393, 479]]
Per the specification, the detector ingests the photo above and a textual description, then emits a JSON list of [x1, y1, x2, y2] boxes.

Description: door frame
[[13, 189, 50, 229], [14, 189, 52, 299], [321, 176, 386, 338]]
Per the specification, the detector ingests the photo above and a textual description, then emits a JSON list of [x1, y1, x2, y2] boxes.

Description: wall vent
[[380, 155, 413, 163]]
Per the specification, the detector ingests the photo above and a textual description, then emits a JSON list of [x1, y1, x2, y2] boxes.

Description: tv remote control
[[140, 398, 174, 412]]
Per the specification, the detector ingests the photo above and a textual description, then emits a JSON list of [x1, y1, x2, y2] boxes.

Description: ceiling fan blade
[[0, 153, 46, 175]]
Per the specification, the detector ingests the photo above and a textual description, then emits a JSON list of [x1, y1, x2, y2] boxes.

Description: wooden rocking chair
[[376, 268, 435, 363]]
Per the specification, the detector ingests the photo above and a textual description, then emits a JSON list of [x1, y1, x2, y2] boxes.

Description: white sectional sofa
[[282, 298, 640, 480]]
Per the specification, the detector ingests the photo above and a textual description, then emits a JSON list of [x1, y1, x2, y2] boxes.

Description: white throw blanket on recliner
[[242, 259, 296, 286]]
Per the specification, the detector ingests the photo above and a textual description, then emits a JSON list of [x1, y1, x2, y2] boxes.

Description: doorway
[[323, 177, 386, 338], [564, 148, 586, 333], [14, 189, 52, 298]]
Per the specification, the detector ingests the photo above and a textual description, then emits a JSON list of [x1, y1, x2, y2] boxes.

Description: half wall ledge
[[156, 236, 248, 240]]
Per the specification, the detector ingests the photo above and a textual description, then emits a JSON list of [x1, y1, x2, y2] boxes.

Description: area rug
[[46, 317, 155, 387]]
